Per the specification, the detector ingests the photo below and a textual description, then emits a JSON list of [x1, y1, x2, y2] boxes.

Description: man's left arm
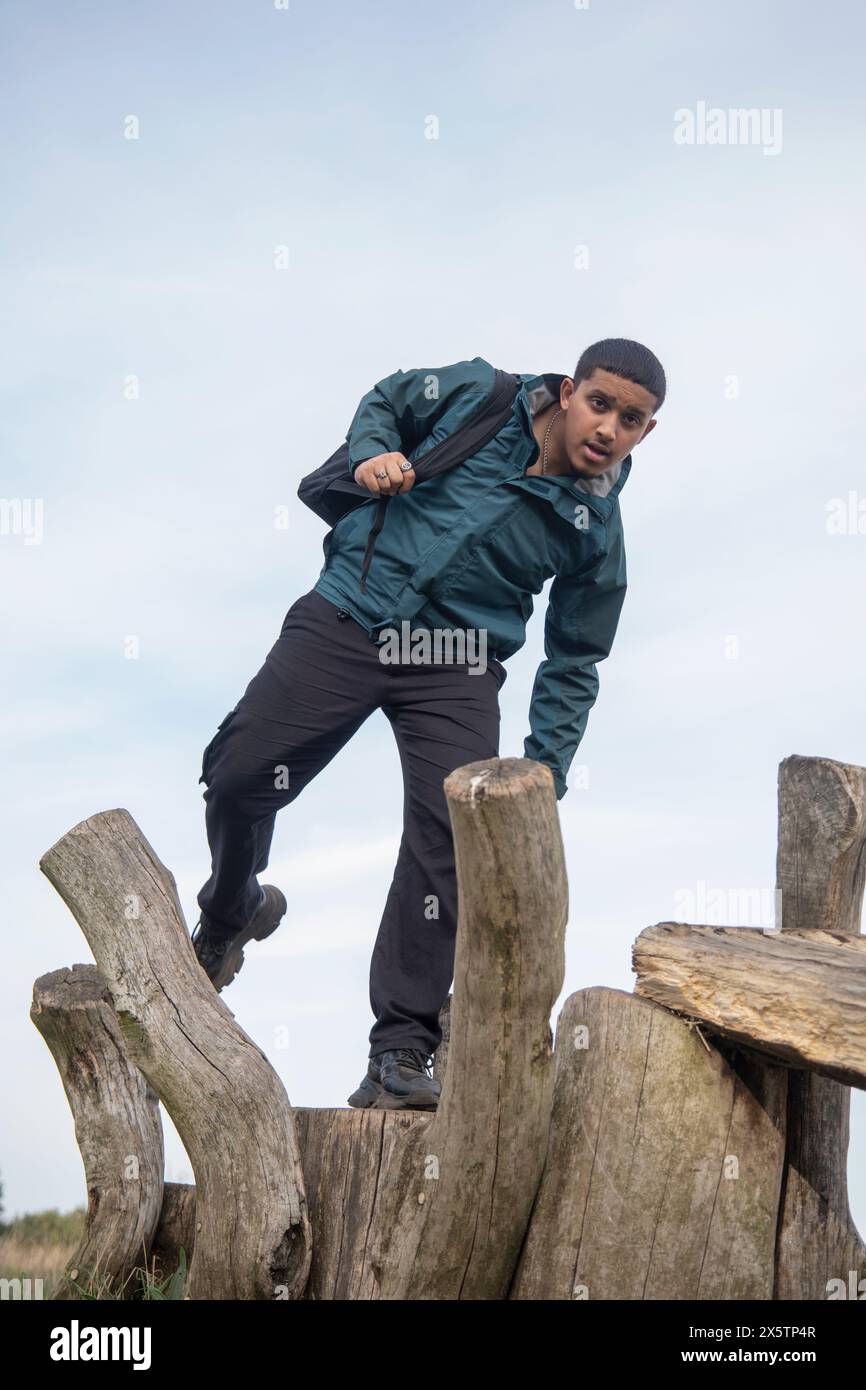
[[523, 511, 627, 799]]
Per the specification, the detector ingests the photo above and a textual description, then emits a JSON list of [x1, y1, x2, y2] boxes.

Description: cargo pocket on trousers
[[199, 708, 239, 786]]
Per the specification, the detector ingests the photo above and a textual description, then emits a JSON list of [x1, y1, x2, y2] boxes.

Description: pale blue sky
[[2, 0, 865, 1245]]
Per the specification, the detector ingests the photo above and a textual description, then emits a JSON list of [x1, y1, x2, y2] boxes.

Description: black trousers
[[196, 587, 506, 1058]]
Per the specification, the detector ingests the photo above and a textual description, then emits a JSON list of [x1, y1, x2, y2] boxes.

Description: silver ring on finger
[[375, 470, 387, 479], [399, 461, 413, 472]]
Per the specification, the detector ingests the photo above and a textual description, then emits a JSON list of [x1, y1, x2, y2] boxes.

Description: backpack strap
[[358, 368, 522, 593], [406, 368, 522, 481], [359, 496, 389, 593]]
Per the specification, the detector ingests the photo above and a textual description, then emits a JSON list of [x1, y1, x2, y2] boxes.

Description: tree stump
[[773, 756, 866, 1300], [510, 987, 787, 1299], [513, 755, 866, 1300], [290, 757, 567, 1299], [631, 757, 866, 1296], [30, 965, 164, 1299], [36, 756, 565, 1300], [34, 753, 865, 1301], [39, 810, 311, 1300]]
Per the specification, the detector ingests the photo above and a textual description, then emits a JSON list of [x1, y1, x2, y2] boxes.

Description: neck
[[528, 403, 568, 475]]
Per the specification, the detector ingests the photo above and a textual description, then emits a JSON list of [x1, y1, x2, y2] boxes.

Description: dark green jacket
[[313, 356, 630, 799]]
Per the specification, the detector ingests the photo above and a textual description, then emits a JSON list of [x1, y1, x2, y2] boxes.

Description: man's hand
[[353, 452, 416, 497]]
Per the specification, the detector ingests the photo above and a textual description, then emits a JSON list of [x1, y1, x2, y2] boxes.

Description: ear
[[637, 417, 657, 444], [560, 377, 575, 408]]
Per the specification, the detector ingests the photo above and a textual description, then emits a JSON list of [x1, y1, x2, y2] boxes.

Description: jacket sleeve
[[345, 357, 496, 476], [523, 509, 627, 799]]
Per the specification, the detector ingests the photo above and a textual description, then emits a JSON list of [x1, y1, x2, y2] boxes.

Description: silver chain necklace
[[541, 407, 563, 475]]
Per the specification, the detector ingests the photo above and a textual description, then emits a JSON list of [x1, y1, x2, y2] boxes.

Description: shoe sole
[[347, 1076, 440, 1111], [373, 1091, 439, 1111], [211, 887, 287, 991]]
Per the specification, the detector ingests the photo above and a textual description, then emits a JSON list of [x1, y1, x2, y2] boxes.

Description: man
[[192, 337, 664, 1111]]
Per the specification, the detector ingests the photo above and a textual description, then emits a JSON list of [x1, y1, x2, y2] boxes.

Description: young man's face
[[560, 367, 657, 479]]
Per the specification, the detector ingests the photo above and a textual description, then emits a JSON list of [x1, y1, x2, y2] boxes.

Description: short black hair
[[573, 338, 666, 415]]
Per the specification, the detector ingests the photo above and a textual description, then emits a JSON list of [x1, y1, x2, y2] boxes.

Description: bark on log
[[630, 754, 866, 1300], [301, 757, 565, 1299], [432, 994, 451, 1087], [38, 751, 866, 1301], [149, 1182, 197, 1288], [773, 756, 866, 1300], [150, 756, 566, 1300], [39, 809, 311, 1300], [776, 754, 866, 935], [30, 965, 164, 1299], [631, 922, 866, 1088], [292, 1109, 429, 1300], [510, 986, 787, 1299]]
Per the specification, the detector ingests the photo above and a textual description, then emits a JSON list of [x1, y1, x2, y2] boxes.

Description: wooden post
[[37, 754, 864, 1301], [773, 755, 866, 1300], [512, 755, 866, 1300], [38, 758, 562, 1301], [39, 809, 312, 1300], [373, 757, 566, 1298], [30, 965, 164, 1299], [510, 986, 786, 1299], [292, 757, 567, 1299], [776, 754, 866, 935], [603, 754, 866, 1300]]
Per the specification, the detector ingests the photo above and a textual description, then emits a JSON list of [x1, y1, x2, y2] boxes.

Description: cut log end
[[445, 756, 554, 803], [31, 964, 111, 1014], [39, 808, 135, 869]]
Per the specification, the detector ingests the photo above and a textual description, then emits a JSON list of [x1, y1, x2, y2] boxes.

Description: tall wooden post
[[773, 755, 866, 1299]]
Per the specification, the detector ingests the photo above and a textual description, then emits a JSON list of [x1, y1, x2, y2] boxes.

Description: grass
[[0, 1211, 188, 1300], [61, 1246, 188, 1300], [0, 1232, 77, 1298]]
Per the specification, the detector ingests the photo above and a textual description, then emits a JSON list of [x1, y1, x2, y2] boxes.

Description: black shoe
[[347, 1048, 441, 1111], [346, 1055, 384, 1109], [191, 884, 287, 991]]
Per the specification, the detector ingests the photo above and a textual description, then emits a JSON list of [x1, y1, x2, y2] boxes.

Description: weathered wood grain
[[149, 1182, 197, 1288], [30, 964, 164, 1299], [432, 994, 451, 1087], [330, 756, 568, 1299], [41, 751, 864, 1302], [39, 809, 311, 1300], [630, 754, 866, 1300], [510, 986, 787, 1300], [632, 921, 866, 1088], [292, 1108, 428, 1299], [773, 755, 866, 1300], [776, 754, 866, 935]]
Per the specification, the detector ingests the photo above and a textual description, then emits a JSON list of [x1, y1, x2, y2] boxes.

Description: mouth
[[582, 442, 611, 464]]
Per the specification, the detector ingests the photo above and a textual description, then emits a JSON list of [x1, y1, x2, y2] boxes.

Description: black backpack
[[297, 367, 523, 593]]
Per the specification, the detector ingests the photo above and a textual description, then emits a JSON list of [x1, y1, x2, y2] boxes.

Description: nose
[[596, 413, 616, 445]]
